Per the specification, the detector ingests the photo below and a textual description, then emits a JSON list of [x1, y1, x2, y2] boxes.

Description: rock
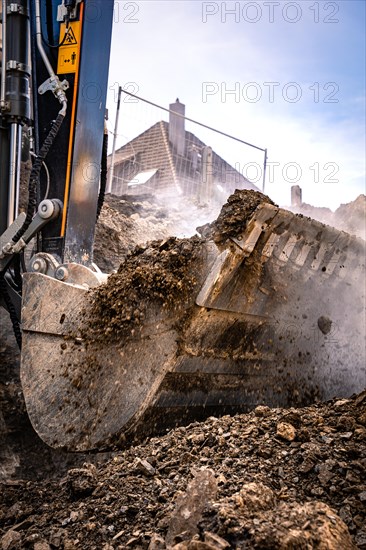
[[66, 463, 97, 497], [135, 457, 156, 476], [205, 499, 356, 549], [34, 543, 51, 550], [48, 529, 66, 548], [187, 543, 216, 550], [203, 531, 230, 549], [254, 405, 271, 417], [1, 530, 21, 550], [276, 421, 296, 442], [148, 534, 166, 549], [334, 399, 350, 408], [166, 469, 217, 546], [237, 482, 276, 512], [337, 415, 355, 431], [317, 461, 335, 486], [318, 315, 332, 335]]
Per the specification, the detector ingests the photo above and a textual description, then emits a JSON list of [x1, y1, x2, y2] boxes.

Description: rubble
[[0, 391, 365, 548], [1, 186, 365, 547]]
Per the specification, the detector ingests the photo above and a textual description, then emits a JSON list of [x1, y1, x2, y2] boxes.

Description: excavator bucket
[[20, 192, 366, 451]]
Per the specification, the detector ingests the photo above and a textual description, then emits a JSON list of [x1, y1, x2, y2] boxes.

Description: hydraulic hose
[[12, 110, 66, 244]]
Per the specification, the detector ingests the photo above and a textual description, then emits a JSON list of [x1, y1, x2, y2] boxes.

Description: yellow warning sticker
[[57, 21, 81, 74]]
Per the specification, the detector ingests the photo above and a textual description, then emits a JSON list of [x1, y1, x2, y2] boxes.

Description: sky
[[106, 0, 366, 210]]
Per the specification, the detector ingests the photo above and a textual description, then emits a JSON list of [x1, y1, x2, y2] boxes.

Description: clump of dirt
[[200, 190, 275, 245], [0, 391, 365, 549], [84, 236, 204, 341]]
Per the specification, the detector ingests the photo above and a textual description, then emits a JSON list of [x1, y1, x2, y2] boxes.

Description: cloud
[[107, 0, 365, 210]]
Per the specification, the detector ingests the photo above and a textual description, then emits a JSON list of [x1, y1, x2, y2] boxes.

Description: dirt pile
[[1, 187, 365, 547], [86, 236, 204, 342], [200, 190, 275, 244], [0, 391, 365, 549]]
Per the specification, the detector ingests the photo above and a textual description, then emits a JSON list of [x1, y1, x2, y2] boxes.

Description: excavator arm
[[0, 0, 113, 339]]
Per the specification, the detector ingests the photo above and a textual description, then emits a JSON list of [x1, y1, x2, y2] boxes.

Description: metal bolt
[[55, 266, 68, 281], [30, 257, 47, 274], [38, 199, 55, 219]]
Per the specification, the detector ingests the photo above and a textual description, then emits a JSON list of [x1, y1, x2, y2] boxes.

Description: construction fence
[[106, 88, 267, 205]]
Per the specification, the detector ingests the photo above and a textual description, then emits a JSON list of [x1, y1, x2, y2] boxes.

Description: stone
[[204, 531, 230, 549], [34, 543, 51, 550], [1, 530, 21, 550], [66, 464, 97, 498], [276, 422, 296, 442], [148, 534, 166, 549], [135, 457, 156, 476], [187, 543, 216, 550], [237, 482, 276, 512], [317, 315, 332, 335], [48, 529, 66, 548], [254, 405, 271, 417], [166, 469, 217, 546]]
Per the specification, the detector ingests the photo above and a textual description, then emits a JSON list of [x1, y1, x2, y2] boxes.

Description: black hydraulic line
[[96, 131, 108, 221], [13, 255, 22, 290], [12, 112, 65, 243], [0, 273, 22, 349], [42, 23, 71, 49]]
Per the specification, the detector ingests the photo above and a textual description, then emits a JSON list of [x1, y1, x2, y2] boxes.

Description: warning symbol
[[63, 26, 78, 45], [57, 21, 81, 75]]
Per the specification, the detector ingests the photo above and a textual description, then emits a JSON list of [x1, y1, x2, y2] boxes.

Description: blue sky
[[107, 0, 365, 209]]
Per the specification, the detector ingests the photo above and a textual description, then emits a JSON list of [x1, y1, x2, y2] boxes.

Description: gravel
[[0, 391, 365, 549]]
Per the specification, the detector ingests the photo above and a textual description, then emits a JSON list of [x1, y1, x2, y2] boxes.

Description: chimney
[[291, 185, 302, 207], [169, 98, 185, 156]]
